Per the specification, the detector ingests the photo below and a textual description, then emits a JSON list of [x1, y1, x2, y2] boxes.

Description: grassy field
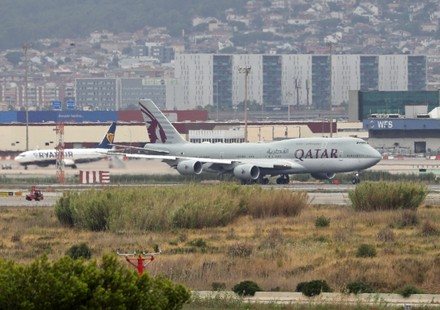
[[1, 188, 440, 297]]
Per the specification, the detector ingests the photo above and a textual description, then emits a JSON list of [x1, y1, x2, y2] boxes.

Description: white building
[[168, 54, 426, 111]]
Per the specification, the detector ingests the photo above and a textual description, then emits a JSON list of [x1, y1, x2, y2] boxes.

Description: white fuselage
[[151, 137, 381, 175], [15, 148, 110, 167]]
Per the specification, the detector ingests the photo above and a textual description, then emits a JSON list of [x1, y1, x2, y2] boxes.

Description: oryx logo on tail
[[140, 102, 167, 143]]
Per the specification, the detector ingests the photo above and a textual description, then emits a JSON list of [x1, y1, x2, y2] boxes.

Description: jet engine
[[311, 172, 336, 180], [176, 159, 203, 175], [233, 164, 260, 180], [62, 159, 76, 167]]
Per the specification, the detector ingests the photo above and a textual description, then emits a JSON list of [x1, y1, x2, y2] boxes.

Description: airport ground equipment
[[25, 186, 44, 201]]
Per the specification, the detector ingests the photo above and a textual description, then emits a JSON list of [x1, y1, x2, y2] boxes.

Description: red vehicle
[[26, 186, 44, 201]]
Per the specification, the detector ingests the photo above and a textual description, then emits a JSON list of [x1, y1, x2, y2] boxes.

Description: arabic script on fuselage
[[267, 148, 289, 155]]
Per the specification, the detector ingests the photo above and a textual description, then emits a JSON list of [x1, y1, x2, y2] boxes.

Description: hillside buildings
[[0, 53, 428, 113]]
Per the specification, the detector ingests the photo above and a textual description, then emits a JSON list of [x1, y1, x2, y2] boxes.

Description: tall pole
[[238, 67, 251, 142], [216, 81, 219, 121], [23, 44, 29, 151], [295, 78, 300, 108], [328, 42, 333, 138], [287, 91, 292, 121]]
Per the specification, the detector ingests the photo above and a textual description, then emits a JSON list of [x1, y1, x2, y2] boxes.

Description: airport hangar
[[349, 90, 440, 156]]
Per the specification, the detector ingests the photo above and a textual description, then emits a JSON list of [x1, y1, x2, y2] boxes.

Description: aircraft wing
[[234, 158, 304, 170], [124, 153, 233, 164], [121, 153, 304, 170], [110, 144, 170, 155]]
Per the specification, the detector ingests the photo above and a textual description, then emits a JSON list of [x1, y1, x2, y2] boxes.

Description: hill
[[0, 0, 246, 50]]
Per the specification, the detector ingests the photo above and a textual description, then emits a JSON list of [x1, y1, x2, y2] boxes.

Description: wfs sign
[[367, 120, 394, 129]]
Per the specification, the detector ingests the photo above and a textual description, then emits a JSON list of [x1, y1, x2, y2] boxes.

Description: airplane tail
[[96, 121, 117, 149], [139, 99, 187, 144]]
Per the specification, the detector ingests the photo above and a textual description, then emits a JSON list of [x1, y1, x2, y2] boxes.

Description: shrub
[[356, 244, 377, 258], [290, 171, 439, 183], [343, 281, 373, 294], [295, 281, 307, 293], [246, 188, 308, 218], [0, 255, 191, 309], [54, 192, 76, 227], [66, 243, 92, 260], [315, 215, 330, 227], [212, 282, 226, 291], [296, 280, 332, 297], [55, 184, 307, 232], [396, 285, 424, 297], [188, 238, 207, 248], [232, 280, 261, 296], [348, 182, 428, 211]]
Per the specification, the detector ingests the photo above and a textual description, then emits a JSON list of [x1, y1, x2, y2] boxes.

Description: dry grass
[[1, 203, 440, 294]]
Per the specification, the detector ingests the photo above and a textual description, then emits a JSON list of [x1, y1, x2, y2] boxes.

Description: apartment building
[[75, 78, 167, 110], [168, 54, 427, 111]]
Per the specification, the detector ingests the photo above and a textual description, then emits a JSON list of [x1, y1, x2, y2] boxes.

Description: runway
[[1, 157, 440, 207], [3, 156, 440, 176], [3, 156, 440, 177], [2, 183, 440, 208]]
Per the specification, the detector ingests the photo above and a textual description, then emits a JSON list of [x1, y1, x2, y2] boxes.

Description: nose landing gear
[[352, 172, 360, 184]]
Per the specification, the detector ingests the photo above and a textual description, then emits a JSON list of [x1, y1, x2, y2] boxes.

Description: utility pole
[[306, 79, 310, 107], [215, 80, 220, 121], [328, 42, 333, 138], [238, 66, 251, 142], [23, 44, 29, 151], [286, 92, 292, 121]]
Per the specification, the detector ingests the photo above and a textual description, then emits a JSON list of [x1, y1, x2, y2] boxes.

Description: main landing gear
[[239, 174, 290, 185], [276, 174, 290, 185], [352, 172, 361, 184], [240, 177, 270, 185]]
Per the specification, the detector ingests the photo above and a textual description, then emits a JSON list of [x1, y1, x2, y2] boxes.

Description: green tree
[[232, 280, 261, 296], [66, 243, 92, 259], [0, 255, 191, 309]]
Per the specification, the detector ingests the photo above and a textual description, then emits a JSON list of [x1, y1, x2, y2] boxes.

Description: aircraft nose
[[371, 148, 382, 164]]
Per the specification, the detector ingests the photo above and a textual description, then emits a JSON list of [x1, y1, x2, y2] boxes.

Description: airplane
[[15, 122, 117, 169], [119, 99, 382, 184]]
